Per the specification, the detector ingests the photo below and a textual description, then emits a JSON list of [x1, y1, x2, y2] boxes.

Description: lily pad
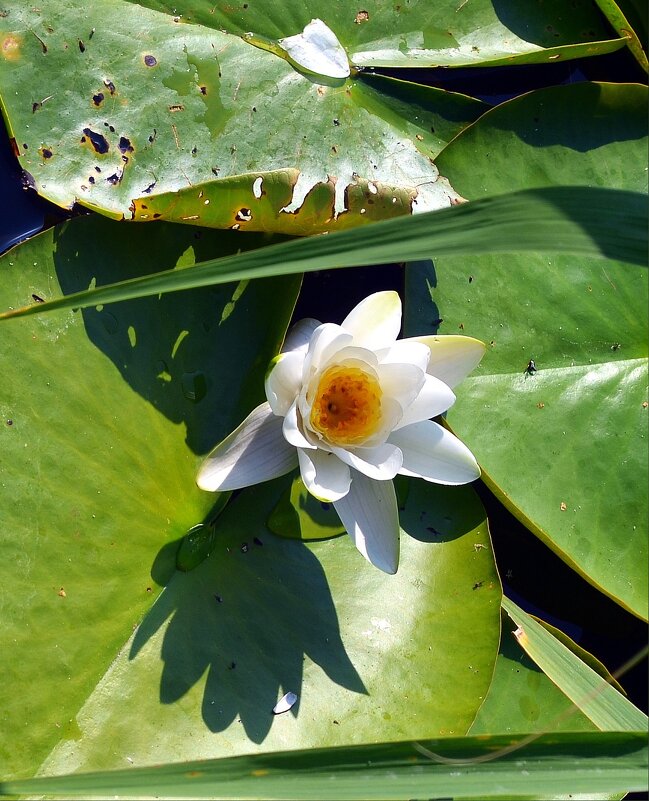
[[405, 83, 648, 618], [0, 0, 488, 234], [35, 476, 500, 775], [133, 0, 626, 68], [0, 215, 300, 779]]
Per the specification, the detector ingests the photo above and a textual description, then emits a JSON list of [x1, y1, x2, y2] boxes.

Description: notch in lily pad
[[279, 19, 350, 81]]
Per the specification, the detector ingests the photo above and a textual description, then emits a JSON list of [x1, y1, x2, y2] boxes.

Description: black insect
[[524, 359, 537, 376]]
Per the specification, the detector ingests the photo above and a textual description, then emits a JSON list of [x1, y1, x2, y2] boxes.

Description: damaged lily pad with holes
[[0, 0, 490, 235]]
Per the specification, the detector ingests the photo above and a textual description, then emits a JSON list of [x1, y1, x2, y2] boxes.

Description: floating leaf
[[410, 83, 649, 618], [0, 0, 490, 233], [0, 216, 300, 778], [33, 478, 500, 776]]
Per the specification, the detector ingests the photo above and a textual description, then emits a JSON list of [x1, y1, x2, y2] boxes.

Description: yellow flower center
[[310, 365, 382, 446]]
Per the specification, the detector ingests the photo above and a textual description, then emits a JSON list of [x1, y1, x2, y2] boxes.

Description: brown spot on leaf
[[560, 502, 567, 511], [39, 147, 53, 159], [103, 78, 116, 94], [143, 53, 157, 67], [354, 10, 369, 23], [92, 92, 104, 106], [168, 104, 184, 112], [235, 208, 252, 222], [118, 135, 134, 153], [78, 39, 85, 52], [82, 127, 109, 154], [537, 402, 545, 409], [58, 587, 67, 597]]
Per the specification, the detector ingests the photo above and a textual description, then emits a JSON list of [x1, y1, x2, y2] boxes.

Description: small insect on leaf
[[272, 691, 298, 715], [524, 359, 537, 376]]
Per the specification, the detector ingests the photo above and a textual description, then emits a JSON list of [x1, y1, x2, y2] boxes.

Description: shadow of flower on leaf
[[130, 477, 367, 743]]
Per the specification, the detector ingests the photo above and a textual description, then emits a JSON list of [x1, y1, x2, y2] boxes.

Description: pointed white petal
[[279, 19, 350, 80], [389, 420, 480, 485], [394, 374, 456, 430], [298, 448, 351, 502], [407, 335, 485, 389], [283, 401, 316, 449], [265, 351, 305, 416], [333, 470, 399, 574], [197, 403, 297, 491], [333, 442, 403, 480], [341, 291, 402, 350], [376, 339, 430, 371], [282, 318, 321, 354], [376, 362, 425, 412]]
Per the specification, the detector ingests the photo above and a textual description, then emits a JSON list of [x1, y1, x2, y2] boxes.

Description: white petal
[[197, 402, 297, 491], [376, 339, 430, 372], [389, 420, 480, 485], [341, 291, 402, 350], [265, 351, 305, 416], [376, 362, 425, 411], [333, 470, 399, 573], [394, 374, 456, 430], [272, 691, 298, 715], [304, 323, 353, 375], [283, 401, 316, 449], [333, 442, 403, 480], [282, 318, 321, 354], [407, 335, 485, 389], [318, 345, 379, 371], [298, 448, 351, 502], [279, 19, 350, 80]]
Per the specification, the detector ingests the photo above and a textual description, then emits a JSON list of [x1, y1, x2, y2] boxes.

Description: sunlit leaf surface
[[407, 83, 649, 618], [0, 0, 491, 233], [0, 217, 301, 777], [35, 477, 500, 775]]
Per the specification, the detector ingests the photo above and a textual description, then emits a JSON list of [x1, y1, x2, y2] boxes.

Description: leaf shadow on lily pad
[[130, 477, 367, 743], [52, 215, 299, 455], [490, 0, 614, 51]]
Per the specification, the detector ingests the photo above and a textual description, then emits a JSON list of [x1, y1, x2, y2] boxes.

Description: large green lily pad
[[0, 0, 490, 234], [132, 0, 626, 67], [405, 82, 648, 618], [35, 476, 500, 775], [0, 215, 301, 778]]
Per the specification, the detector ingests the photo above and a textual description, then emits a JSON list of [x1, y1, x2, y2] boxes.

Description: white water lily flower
[[197, 292, 484, 574]]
